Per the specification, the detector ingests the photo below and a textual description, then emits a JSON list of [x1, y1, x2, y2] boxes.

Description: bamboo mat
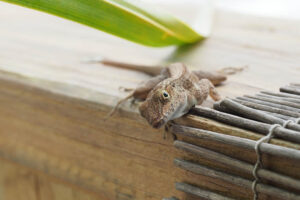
[[172, 84, 300, 200]]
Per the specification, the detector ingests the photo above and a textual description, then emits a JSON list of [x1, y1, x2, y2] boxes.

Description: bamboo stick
[[176, 114, 300, 150], [214, 101, 295, 124], [242, 95, 300, 112], [170, 124, 300, 160], [233, 98, 300, 118], [192, 106, 300, 143], [221, 98, 300, 132], [258, 93, 300, 104], [175, 182, 236, 200], [261, 94, 300, 104], [261, 91, 300, 101], [174, 159, 300, 200], [280, 86, 300, 96], [291, 83, 300, 88], [249, 95, 300, 109], [174, 140, 300, 191], [263, 111, 294, 120]]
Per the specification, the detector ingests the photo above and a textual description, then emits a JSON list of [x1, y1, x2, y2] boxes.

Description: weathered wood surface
[[0, 158, 102, 200], [0, 2, 300, 200], [0, 77, 260, 200]]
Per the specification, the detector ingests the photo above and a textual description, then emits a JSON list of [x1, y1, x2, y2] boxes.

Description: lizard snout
[[138, 101, 166, 129]]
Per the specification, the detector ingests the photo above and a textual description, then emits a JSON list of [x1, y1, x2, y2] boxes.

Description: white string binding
[[251, 124, 280, 200], [251, 118, 295, 200], [283, 119, 294, 128]]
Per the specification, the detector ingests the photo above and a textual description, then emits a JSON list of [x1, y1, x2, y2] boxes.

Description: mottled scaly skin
[[102, 59, 226, 128], [139, 63, 220, 128]]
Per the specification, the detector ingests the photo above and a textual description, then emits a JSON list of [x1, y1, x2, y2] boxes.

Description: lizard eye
[[162, 90, 170, 100]]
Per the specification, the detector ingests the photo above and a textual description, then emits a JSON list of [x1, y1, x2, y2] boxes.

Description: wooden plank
[[0, 157, 103, 200], [0, 2, 300, 199], [0, 77, 256, 200]]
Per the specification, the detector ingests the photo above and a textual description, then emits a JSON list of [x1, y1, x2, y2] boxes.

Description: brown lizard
[[95, 58, 234, 128]]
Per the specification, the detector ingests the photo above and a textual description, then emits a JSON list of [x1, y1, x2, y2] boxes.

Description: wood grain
[[0, 77, 257, 200], [0, 2, 300, 199], [0, 157, 103, 200]]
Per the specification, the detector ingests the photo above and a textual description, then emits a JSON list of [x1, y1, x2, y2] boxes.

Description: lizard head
[[139, 82, 190, 129]]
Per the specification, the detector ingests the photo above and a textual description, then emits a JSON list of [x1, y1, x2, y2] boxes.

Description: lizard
[[93, 58, 240, 128]]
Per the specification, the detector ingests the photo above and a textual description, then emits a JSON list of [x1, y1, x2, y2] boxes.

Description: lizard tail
[[85, 56, 163, 76], [104, 92, 134, 121]]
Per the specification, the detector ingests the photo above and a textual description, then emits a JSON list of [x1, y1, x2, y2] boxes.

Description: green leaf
[[1, 0, 205, 46]]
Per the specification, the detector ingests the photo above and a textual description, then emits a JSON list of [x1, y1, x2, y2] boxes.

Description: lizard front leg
[[193, 66, 246, 86], [195, 79, 221, 104], [106, 74, 167, 118], [132, 74, 166, 100], [193, 70, 227, 86]]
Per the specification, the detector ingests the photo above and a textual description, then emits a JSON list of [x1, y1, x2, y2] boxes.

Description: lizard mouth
[[152, 117, 166, 129]]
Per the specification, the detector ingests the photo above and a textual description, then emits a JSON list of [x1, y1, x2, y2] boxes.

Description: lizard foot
[[210, 88, 221, 101], [163, 123, 177, 140], [119, 86, 134, 92], [129, 98, 141, 108], [217, 65, 248, 75], [104, 92, 134, 121]]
